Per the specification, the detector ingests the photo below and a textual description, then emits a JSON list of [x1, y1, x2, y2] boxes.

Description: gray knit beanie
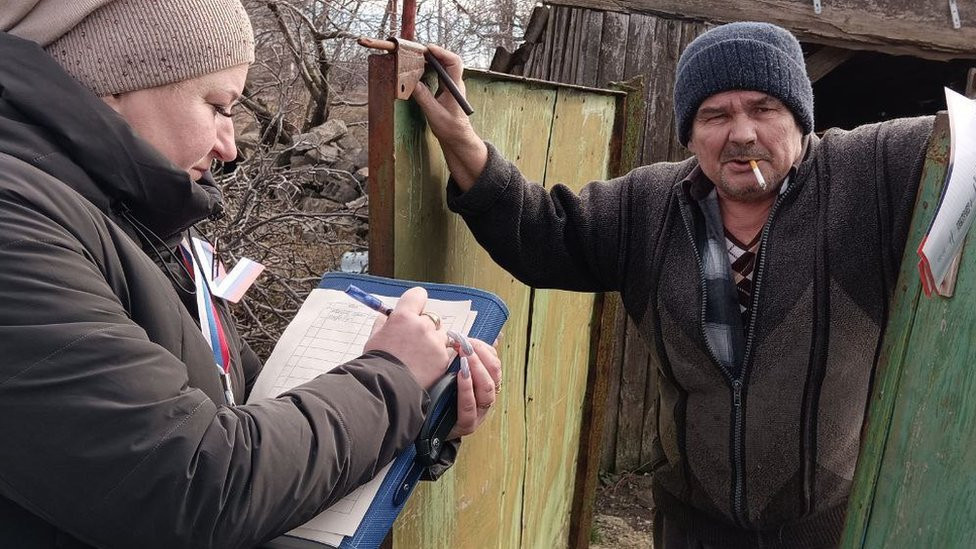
[[674, 22, 813, 146], [1, 0, 254, 96]]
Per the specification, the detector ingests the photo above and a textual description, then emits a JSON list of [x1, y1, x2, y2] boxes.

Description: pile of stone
[[237, 117, 369, 206]]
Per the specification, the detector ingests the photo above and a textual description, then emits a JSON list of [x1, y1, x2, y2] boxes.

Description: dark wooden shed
[[490, 0, 976, 481]]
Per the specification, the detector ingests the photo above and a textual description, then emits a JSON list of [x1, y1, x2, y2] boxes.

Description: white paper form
[[247, 288, 476, 544], [918, 88, 976, 296]]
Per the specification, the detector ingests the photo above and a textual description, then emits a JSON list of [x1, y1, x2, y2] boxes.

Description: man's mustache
[[720, 145, 769, 162]]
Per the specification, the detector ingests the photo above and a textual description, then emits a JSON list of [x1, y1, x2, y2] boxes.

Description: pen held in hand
[[424, 51, 475, 116], [345, 284, 393, 315], [344, 284, 471, 378]]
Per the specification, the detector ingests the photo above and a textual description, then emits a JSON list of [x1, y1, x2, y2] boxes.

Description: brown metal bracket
[[358, 37, 427, 100], [358, 37, 474, 115]]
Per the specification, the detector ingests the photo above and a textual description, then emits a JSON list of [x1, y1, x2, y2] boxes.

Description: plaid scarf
[[693, 179, 791, 377], [698, 188, 746, 375]]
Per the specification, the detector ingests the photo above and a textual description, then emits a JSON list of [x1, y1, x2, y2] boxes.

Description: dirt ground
[[589, 472, 655, 548]]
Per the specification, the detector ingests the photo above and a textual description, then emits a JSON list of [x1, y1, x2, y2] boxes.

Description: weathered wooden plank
[[526, 6, 555, 79], [489, 46, 513, 73], [806, 46, 856, 83], [667, 19, 708, 162], [568, 293, 616, 549], [569, 7, 588, 83], [521, 85, 617, 547], [559, 6, 579, 83], [597, 76, 646, 473], [599, 299, 627, 471], [578, 9, 605, 87], [839, 114, 950, 547], [389, 73, 554, 549], [547, 6, 569, 81], [615, 316, 652, 472], [622, 12, 656, 165], [544, 0, 976, 61], [641, 16, 681, 163], [506, 7, 550, 76], [569, 76, 646, 544], [842, 111, 976, 547], [597, 11, 629, 87]]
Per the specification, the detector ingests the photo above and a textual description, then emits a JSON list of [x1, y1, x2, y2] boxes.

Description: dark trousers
[[653, 510, 839, 549]]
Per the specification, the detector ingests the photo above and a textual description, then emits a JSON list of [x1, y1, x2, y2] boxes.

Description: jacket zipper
[[677, 200, 749, 525], [677, 180, 799, 528], [734, 181, 800, 525]]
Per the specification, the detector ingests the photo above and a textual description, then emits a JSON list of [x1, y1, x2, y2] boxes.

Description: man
[[415, 21, 933, 548]]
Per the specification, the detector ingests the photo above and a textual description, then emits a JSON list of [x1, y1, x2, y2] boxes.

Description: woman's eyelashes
[[212, 103, 233, 118]]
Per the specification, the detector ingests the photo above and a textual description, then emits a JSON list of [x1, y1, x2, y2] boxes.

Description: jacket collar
[[0, 32, 221, 240]]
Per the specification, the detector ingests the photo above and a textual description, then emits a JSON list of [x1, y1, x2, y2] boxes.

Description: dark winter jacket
[[0, 33, 429, 548], [447, 116, 934, 547]]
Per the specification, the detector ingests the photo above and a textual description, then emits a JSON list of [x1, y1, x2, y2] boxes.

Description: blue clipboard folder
[[265, 273, 509, 549]]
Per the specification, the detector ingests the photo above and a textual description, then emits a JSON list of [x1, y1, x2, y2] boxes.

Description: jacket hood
[[0, 32, 221, 239]]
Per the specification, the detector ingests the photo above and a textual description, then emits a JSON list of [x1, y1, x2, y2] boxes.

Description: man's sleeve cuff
[[446, 141, 513, 216]]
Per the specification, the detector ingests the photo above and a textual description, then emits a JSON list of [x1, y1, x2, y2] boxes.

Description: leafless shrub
[[205, 150, 368, 359], [209, 0, 537, 358]]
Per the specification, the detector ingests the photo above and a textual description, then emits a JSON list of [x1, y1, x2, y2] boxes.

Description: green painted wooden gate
[[842, 113, 976, 547], [368, 66, 626, 548]]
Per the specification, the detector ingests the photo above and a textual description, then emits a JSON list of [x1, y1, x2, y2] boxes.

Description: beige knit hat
[[1, 0, 255, 96]]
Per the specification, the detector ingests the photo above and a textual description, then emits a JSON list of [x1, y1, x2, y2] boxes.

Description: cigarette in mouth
[[749, 160, 767, 190]]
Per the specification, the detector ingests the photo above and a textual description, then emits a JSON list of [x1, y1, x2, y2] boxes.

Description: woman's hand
[[449, 338, 501, 439], [362, 286, 502, 439], [363, 286, 452, 390]]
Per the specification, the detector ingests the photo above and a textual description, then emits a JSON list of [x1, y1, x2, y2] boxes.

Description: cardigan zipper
[[734, 180, 801, 524], [677, 200, 749, 527], [678, 178, 800, 528]]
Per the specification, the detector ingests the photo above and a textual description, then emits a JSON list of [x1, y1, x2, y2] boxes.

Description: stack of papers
[[248, 289, 476, 546], [918, 88, 976, 297]]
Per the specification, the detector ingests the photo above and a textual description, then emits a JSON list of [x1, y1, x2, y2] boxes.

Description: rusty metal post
[[368, 53, 398, 278], [401, 0, 417, 40]]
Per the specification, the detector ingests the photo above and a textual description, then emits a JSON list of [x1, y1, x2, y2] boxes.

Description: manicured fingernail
[[460, 357, 470, 379], [447, 330, 473, 356]]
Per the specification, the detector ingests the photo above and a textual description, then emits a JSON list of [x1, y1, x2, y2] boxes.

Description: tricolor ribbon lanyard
[[180, 237, 236, 406]]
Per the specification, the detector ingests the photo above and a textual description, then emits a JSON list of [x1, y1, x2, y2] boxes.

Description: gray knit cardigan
[[447, 116, 934, 547]]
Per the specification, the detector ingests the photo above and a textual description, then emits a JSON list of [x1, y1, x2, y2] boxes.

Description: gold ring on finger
[[494, 380, 502, 394], [420, 311, 442, 330]]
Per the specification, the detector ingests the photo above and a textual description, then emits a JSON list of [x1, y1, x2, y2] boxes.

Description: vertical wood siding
[[383, 72, 621, 548], [501, 5, 708, 473]]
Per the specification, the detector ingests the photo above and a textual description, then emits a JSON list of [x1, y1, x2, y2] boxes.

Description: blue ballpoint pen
[[345, 284, 393, 315]]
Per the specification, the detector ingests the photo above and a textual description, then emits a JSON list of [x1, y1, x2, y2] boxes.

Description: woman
[[0, 1, 500, 547]]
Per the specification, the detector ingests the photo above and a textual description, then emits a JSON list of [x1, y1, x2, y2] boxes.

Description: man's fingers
[[426, 44, 463, 81], [412, 81, 436, 108]]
